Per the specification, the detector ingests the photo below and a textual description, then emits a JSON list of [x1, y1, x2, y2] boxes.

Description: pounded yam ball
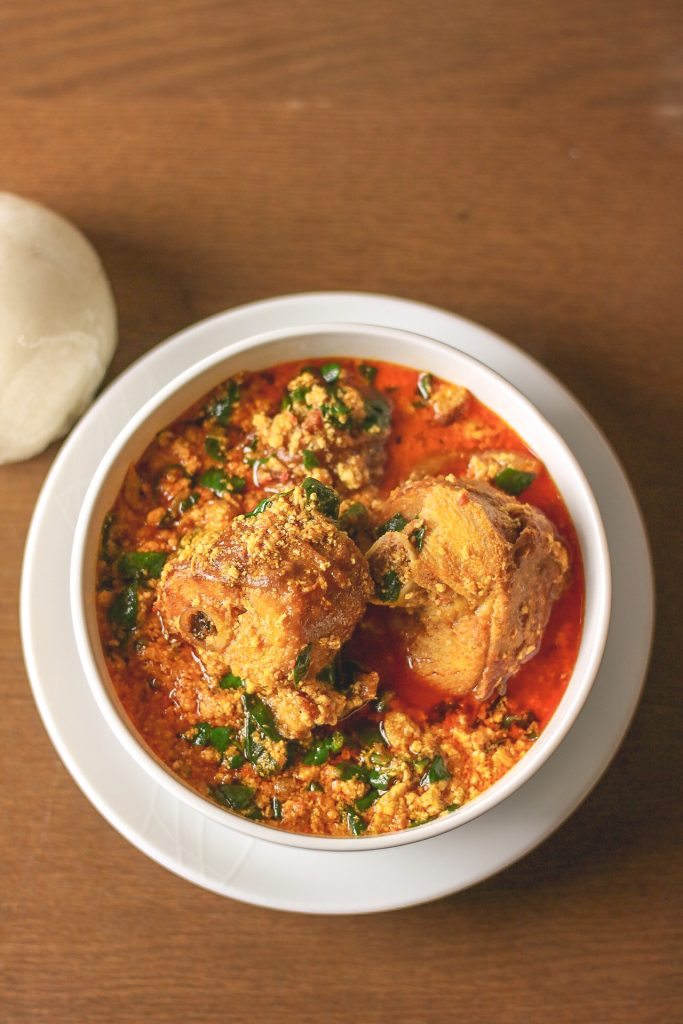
[[366, 475, 569, 700], [156, 485, 376, 739], [0, 193, 116, 464]]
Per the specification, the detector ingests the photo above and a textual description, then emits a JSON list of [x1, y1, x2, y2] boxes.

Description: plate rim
[[20, 291, 655, 913]]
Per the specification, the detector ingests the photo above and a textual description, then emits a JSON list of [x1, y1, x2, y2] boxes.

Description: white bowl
[[70, 323, 611, 852]]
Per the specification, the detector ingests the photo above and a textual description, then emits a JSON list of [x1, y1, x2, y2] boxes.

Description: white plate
[[20, 292, 654, 914]]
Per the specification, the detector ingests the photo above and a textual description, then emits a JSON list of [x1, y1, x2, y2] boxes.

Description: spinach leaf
[[219, 671, 244, 690], [198, 468, 246, 495], [302, 477, 340, 519], [493, 467, 536, 496], [420, 754, 451, 787], [376, 512, 409, 537], [245, 496, 274, 517], [355, 788, 381, 812], [108, 584, 138, 631], [178, 491, 200, 515], [302, 731, 344, 766], [338, 502, 367, 535], [321, 395, 352, 430], [416, 372, 433, 400], [317, 654, 362, 692], [359, 363, 377, 384], [293, 643, 312, 685], [243, 693, 282, 742], [302, 449, 319, 470], [118, 551, 167, 581], [210, 782, 255, 811], [208, 380, 240, 425], [410, 524, 426, 552], [204, 436, 225, 462], [374, 690, 394, 712], [376, 570, 401, 603], [345, 807, 368, 835], [191, 722, 234, 754], [362, 395, 391, 431], [321, 362, 341, 384], [282, 384, 310, 409]]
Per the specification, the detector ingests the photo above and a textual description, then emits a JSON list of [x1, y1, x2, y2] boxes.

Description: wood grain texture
[[0, 2, 681, 1022]]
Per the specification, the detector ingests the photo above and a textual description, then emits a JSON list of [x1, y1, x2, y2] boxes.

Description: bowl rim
[[70, 321, 611, 852]]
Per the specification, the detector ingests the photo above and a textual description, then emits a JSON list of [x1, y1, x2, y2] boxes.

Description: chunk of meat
[[366, 475, 569, 700], [430, 382, 469, 425], [251, 367, 391, 494], [467, 449, 541, 482], [156, 486, 375, 739]]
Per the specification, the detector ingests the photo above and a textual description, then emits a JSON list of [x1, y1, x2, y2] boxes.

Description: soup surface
[[96, 358, 583, 836]]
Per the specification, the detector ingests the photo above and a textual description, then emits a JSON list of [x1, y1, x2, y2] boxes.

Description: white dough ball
[[0, 193, 117, 464]]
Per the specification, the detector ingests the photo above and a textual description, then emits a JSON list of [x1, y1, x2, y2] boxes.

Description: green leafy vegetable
[[446, 802, 462, 812], [501, 711, 537, 730], [293, 643, 312, 685], [376, 512, 409, 538], [359, 363, 377, 384], [154, 463, 191, 490], [204, 436, 225, 462], [100, 513, 116, 563], [198, 468, 246, 495], [302, 477, 340, 519], [308, 780, 323, 792], [345, 807, 368, 835], [321, 395, 352, 430], [321, 362, 341, 384], [302, 449, 319, 470], [362, 395, 391, 431], [316, 655, 362, 691], [410, 524, 426, 552], [336, 762, 392, 792], [208, 380, 240, 425], [118, 551, 167, 581], [219, 672, 244, 690], [282, 384, 310, 409], [420, 754, 451, 787], [417, 372, 433, 400], [178, 491, 200, 515], [191, 722, 234, 754], [243, 693, 282, 743], [271, 796, 283, 820], [245, 496, 274, 517], [376, 570, 401, 603], [338, 502, 367, 535], [302, 731, 344, 766], [210, 782, 255, 811], [241, 694, 282, 777], [355, 789, 381, 812], [374, 690, 394, 712], [493, 467, 536, 496], [107, 584, 138, 631]]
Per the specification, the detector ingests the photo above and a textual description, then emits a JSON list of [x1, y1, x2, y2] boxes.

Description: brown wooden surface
[[1, 2, 681, 1021]]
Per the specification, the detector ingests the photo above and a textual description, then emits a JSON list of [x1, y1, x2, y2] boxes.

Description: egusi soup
[[96, 358, 583, 836]]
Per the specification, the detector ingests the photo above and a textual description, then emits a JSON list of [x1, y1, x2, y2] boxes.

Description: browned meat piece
[[156, 485, 375, 739], [366, 475, 569, 700], [430, 382, 469, 425], [467, 449, 541, 482], [251, 367, 391, 494]]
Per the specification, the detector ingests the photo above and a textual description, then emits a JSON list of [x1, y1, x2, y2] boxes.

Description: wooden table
[[1, 2, 680, 1021]]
